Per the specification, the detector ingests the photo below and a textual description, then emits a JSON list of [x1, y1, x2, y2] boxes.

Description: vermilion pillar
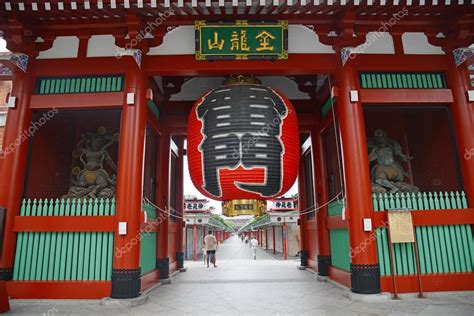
[[297, 159, 308, 267], [312, 127, 331, 276], [265, 229, 268, 250], [156, 130, 171, 280], [0, 61, 34, 281], [112, 58, 147, 298], [335, 60, 380, 294], [174, 137, 185, 271], [185, 227, 188, 259], [445, 56, 474, 207], [193, 224, 197, 261], [282, 223, 288, 260], [272, 226, 276, 254]]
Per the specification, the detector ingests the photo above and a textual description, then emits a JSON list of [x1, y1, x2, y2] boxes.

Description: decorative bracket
[[114, 48, 142, 68], [341, 47, 355, 66], [453, 47, 473, 67], [0, 53, 29, 73], [133, 49, 142, 68]]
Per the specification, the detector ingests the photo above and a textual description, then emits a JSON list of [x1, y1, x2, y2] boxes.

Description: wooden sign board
[[387, 211, 415, 243], [195, 20, 288, 60]]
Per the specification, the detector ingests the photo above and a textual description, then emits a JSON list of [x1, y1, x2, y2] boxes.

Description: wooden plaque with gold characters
[[387, 210, 415, 243], [195, 20, 288, 60]]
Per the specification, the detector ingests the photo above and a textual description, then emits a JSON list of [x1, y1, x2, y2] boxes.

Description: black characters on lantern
[[196, 84, 288, 198]]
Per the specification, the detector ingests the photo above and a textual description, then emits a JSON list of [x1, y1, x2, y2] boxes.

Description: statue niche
[[367, 129, 419, 194], [63, 127, 119, 199]]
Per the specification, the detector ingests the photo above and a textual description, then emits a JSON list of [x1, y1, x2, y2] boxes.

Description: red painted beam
[[326, 215, 348, 230], [146, 54, 337, 76], [373, 209, 474, 227], [30, 92, 123, 109], [13, 216, 115, 232], [360, 89, 453, 104], [7, 281, 111, 299], [33, 58, 127, 77], [353, 55, 450, 72], [28, 55, 452, 79], [380, 273, 474, 293]]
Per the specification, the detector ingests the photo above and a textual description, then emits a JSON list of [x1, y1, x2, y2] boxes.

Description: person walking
[[250, 236, 258, 260], [204, 230, 218, 268]]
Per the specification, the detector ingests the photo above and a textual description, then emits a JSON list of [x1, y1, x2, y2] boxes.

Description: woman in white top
[[250, 237, 258, 260]]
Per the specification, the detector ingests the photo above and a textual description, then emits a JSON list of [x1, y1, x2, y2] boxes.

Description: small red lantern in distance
[[187, 77, 299, 201]]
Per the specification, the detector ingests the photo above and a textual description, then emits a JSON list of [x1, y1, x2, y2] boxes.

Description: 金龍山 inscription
[[195, 20, 288, 60]]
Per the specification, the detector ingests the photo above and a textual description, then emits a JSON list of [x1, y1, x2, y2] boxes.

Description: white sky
[[0, 38, 8, 52], [183, 155, 298, 214]]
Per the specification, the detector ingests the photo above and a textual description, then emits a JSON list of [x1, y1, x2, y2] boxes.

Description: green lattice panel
[[328, 200, 344, 216], [329, 229, 350, 271], [36, 75, 124, 94], [373, 191, 473, 276], [140, 204, 157, 275], [13, 198, 115, 281], [359, 72, 447, 89]]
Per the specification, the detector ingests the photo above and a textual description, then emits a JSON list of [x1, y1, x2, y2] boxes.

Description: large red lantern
[[187, 77, 299, 201]]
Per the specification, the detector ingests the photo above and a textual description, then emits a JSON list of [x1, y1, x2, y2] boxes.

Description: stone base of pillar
[[0, 268, 13, 281], [317, 255, 331, 276], [299, 250, 308, 267], [176, 252, 184, 270], [111, 268, 141, 299], [156, 257, 170, 279], [350, 263, 381, 294]]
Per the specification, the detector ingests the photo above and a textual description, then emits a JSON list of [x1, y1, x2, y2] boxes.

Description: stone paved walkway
[[9, 235, 474, 315]]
